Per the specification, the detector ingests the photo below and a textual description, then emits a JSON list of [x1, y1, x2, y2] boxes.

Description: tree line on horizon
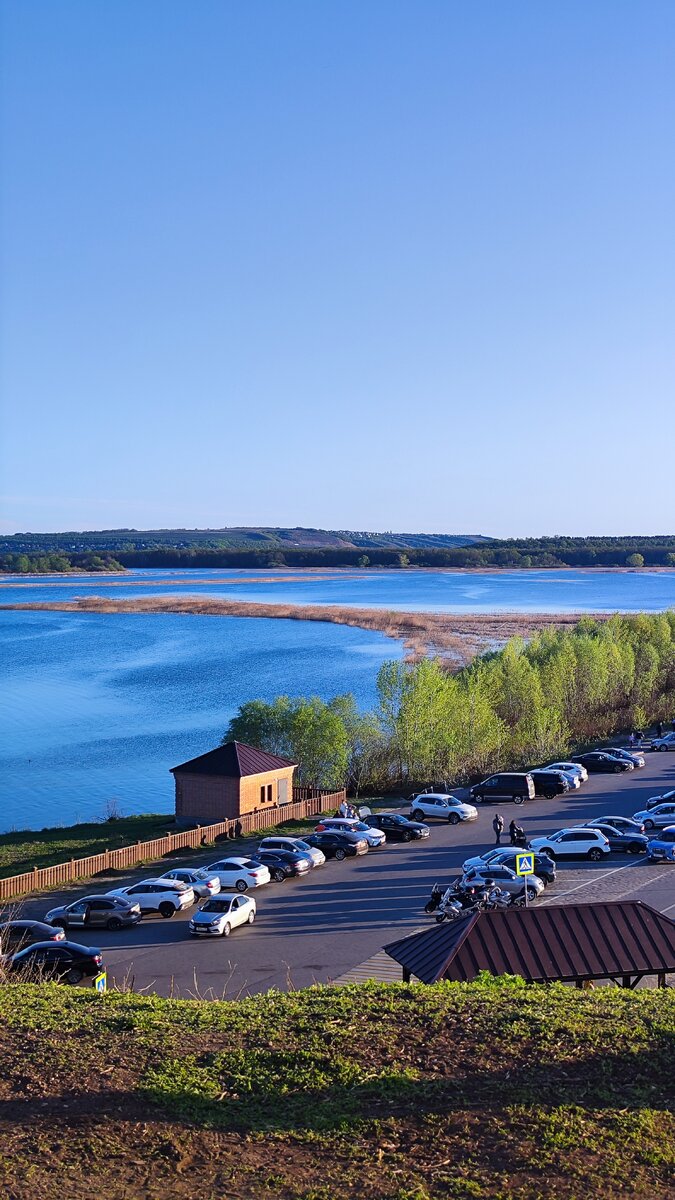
[[225, 611, 675, 792], [2, 535, 675, 573]]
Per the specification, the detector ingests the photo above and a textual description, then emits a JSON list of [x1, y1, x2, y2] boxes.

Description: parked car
[[469, 774, 536, 806], [46, 895, 142, 931], [632, 802, 675, 831], [462, 863, 545, 902], [529, 827, 611, 861], [595, 814, 646, 835], [409, 794, 478, 823], [253, 848, 312, 880], [4, 940, 103, 985], [647, 826, 675, 862], [159, 867, 221, 898], [0, 920, 66, 952], [107, 878, 195, 916], [528, 770, 570, 799], [546, 761, 588, 783], [582, 822, 648, 854], [643, 789, 675, 811], [304, 831, 368, 860], [571, 752, 632, 774], [462, 847, 556, 885], [363, 813, 430, 841], [188, 893, 256, 937], [201, 858, 271, 891], [602, 747, 646, 768], [314, 818, 386, 847], [650, 731, 675, 751], [257, 836, 326, 867]]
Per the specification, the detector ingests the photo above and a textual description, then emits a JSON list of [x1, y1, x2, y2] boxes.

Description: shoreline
[[0, 594, 621, 662]]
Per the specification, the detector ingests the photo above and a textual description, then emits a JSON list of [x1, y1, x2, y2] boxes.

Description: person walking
[[656, 721, 663, 739], [492, 813, 504, 845]]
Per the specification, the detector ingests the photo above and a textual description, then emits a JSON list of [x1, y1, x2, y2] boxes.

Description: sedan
[[582, 822, 648, 855], [363, 813, 430, 841], [159, 867, 221, 898], [45, 895, 142, 931], [4, 941, 103, 985], [253, 848, 312, 880], [304, 831, 368, 860], [643, 789, 675, 812], [571, 752, 632, 774], [189, 894, 256, 937], [546, 761, 589, 783], [0, 920, 66, 953], [314, 818, 386, 848], [529, 828, 611, 861], [462, 864, 545, 902], [602, 747, 646, 768], [462, 848, 556, 885], [633, 802, 675, 831], [647, 826, 675, 862], [202, 858, 271, 891], [595, 814, 646, 835]]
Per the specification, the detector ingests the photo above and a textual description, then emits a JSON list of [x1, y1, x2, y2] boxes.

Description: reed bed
[[0, 594, 612, 663]]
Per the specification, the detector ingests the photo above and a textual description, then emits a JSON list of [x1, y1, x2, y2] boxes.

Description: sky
[[1, 1, 674, 538]]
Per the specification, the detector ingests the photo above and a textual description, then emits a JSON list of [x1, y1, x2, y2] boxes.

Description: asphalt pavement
[[13, 749, 675, 998]]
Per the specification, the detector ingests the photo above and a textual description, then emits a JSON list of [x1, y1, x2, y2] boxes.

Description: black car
[[6, 940, 103, 985], [571, 752, 632, 774], [0, 920, 66, 953], [304, 831, 368, 860], [253, 848, 312, 881], [469, 772, 536, 805], [582, 822, 649, 854], [363, 813, 430, 842], [528, 770, 570, 799]]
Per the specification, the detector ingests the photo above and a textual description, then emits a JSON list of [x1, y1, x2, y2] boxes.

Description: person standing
[[492, 813, 504, 845], [656, 721, 663, 739], [509, 819, 520, 846]]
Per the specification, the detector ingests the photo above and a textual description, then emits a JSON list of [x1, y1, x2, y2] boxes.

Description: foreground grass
[[0, 977, 672, 1199]]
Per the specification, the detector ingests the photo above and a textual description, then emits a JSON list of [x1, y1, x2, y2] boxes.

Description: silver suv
[[409, 794, 478, 825]]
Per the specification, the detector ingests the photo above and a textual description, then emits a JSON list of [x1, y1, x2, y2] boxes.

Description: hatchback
[[46, 895, 142, 931], [189, 894, 256, 937], [633, 802, 675, 831], [651, 732, 675, 751], [5, 940, 103, 985]]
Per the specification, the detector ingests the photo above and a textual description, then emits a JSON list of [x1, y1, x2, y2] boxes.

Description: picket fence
[[0, 790, 346, 902]]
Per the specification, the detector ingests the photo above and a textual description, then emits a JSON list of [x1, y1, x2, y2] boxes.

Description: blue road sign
[[515, 852, 535, 877], [94, 971, 107, 994]]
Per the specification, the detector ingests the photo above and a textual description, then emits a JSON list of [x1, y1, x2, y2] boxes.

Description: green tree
[[225, 696, 348, 788], [626, 553, 644, 567], [357, 555, 370, 568]]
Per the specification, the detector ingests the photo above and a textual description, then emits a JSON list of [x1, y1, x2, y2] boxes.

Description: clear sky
[[1, 1, 674, 537]]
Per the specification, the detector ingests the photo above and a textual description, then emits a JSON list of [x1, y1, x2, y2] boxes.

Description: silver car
[[462, 863, 545, 902], [159, 867, 221, 898]]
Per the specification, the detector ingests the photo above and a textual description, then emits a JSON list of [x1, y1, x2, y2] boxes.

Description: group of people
[[337, 799, 359, 819], [492, 813, 526, 846]]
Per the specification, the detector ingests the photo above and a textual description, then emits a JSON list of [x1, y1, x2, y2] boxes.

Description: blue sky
[[1, 1, 674, 537]]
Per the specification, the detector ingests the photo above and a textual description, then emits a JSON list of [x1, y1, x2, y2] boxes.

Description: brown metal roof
[[171, 741, 296, 778], [384, 902, 675, 985]]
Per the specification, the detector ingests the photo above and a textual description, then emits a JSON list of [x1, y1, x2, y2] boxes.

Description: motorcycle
[[483, 884, 512, 910], [425, 881, 491, 923]]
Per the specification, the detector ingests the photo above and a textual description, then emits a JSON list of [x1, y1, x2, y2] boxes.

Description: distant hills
[[0, 527, 488, 554]]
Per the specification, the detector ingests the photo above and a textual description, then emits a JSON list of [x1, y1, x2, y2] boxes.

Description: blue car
[[647, 825, 675, 862]]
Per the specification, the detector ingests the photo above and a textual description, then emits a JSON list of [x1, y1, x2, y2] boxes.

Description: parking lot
[[13, 748, 675, 997]]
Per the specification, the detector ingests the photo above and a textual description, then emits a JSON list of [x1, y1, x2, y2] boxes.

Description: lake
[[1, 568, 673, 833]]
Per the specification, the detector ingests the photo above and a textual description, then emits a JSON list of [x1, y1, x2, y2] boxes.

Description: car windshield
[[202, 899, 231, 913]]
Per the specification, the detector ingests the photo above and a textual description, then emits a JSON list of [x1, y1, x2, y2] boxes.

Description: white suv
[[107, 878, 195, 917], [529, 828, 610, 862], [409, 794, 478, 825]]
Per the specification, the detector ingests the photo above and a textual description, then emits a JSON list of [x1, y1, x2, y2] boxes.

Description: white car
[[159, 867, 221, 898], [529, 828, 610, 861], [546, 761, 588, 784], [203, 857, 271, 891], [651, 731, 675, 751], [188, 893, 256, 937], [314, 818, 386, 848], [633, 802, 675, 831], [107, 878, 195, 917], [409, 794, 478, 825], [257, 836, 326, 867]]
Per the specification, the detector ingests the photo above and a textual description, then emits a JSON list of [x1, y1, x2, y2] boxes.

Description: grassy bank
[[0, 978, 672, 1199], [0, 814, 176, 880]]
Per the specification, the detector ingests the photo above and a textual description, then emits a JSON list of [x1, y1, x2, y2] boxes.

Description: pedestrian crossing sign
[[515, 852, 535, 876], [94, 971, 107, 994]]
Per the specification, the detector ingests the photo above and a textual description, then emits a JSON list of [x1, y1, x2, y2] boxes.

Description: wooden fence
[[0, 790, 346, 902]]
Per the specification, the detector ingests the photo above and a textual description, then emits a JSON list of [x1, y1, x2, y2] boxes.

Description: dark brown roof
[[171, 741, 296, 778], [384, 902, 675, 985]]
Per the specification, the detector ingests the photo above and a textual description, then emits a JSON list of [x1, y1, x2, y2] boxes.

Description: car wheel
[[247, 910, 255, 924], [587, 848, 603, 862], [221, 922, 231, 938], [334, 848, 346, 861], [644, 819, 655, 829], [236, 880, 248, 892], [272, 870, 286, 882], [629, 842, 644, 855], [159, 902, 175, 918], [412, 809, 424, 822], [448, 813, 460, 825], [513, 795, 524, 805], [106, 917, 123, 931], [613, 765, 622, 773], [512, 894, 526, 907], [403, 830, 412, 842], [526, 886, 538, 901], [544, 792, 555, 800], [435, 913, 446, 923], [659, 745, 668, 752], [65, 968, 83, 985], [542, 848, 556, 859]]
